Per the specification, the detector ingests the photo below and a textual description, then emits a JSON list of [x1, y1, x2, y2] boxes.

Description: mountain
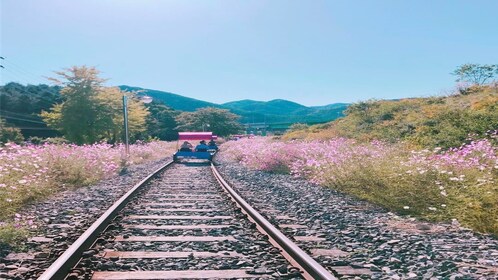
[[119, 85, 348, 124], [119, 85, 222, 112], [222, 99, 347, 123]]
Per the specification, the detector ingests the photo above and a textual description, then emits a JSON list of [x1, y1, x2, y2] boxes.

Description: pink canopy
[[178, 132, 213, 141]]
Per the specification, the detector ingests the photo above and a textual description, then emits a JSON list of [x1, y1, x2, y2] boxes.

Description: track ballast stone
[[0, 158, 171, 280], [215, 157, 498, 280], [77, 163, 300, 279]]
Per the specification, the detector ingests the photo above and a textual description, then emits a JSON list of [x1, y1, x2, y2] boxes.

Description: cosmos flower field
[[220, 137, 498, 234], [0, 141, 176, 230]]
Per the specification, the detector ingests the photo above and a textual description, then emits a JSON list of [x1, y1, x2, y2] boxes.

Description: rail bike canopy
[[178, 132, 215, 141]]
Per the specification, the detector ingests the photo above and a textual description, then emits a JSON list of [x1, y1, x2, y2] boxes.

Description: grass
[[0, 141, 176, 246], [220, 137, 498, 235]]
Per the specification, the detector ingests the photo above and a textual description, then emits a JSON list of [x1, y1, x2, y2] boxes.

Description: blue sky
[[1, 0, 497, 106]]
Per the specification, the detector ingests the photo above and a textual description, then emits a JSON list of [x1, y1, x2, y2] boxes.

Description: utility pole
[[123, 95, 130, 155], [122, 93, 152, 155]]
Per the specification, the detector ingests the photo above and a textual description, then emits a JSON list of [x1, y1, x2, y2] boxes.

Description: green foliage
[[95, 87, 149, 143], [414, 109, 498, 148], [289, 123, 309, 132], [175, 107, 243, 136], [0, 82, 62, 139], [41, 66, 149, 144], [325, 153, 449, 220], [452, 63, 498, 85], [145, 102, 178, 141], [288, 85, 498, 149], [0, 119, 24, 143], [0, 224, 28, 249]]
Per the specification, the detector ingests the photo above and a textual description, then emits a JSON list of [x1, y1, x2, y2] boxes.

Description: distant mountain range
[[119, 85, 349, 124]]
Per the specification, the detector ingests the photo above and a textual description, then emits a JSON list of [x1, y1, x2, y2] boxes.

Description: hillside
[[119, 85, 222, 112], [223, 99, 307, 114], [284, 85, 498, 148], [120, 86, 349, 124]]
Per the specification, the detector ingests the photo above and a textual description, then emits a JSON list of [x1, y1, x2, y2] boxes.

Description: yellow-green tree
[[41, 66, 149, 144], [175, 107, 242, 136], [96, 87, 149, 143]]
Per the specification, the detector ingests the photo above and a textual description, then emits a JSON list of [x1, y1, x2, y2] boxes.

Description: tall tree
[[41, 66, 149, 144], [452, 63, 498, 85], [175, 107, 242, 136], [145, 102, 178, 141], [41, 66, 106, 144], [95, 87, 149, 143]]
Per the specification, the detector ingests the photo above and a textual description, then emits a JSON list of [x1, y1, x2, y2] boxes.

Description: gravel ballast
[[79, 163, 295, 279], [215, 158, 498, 280], [0, 158, 172, 280], [1, 156, 497, 280]]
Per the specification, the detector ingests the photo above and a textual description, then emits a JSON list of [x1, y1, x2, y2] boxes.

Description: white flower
[[428, 207, 437, 211], [403, 206, 410, 210], [18, 179, 27, 184], [441, 204, 447, 208], [440, 191, 447, 197]]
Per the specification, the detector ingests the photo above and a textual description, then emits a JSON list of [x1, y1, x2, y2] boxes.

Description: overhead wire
[[1, 70, 62, 108], [0, 109, 44, 120], [5, 126, 56, 131], [0, 59, 58, 131], [0, 114, 47, 124], [0, 57, 62, 99], [1, 57, 47, 85]]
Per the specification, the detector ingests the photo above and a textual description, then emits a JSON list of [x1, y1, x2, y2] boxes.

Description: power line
[[0, 74, 62, 108], [0, 109, 42, 120], [9, 126, 56, 131], [0, 57, 46, 85], [0, 114, 47, 124], [0, 57, 61, 99]]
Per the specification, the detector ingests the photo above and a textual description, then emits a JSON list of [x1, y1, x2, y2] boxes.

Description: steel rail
[[37, 160, 174, 280], [211, 163, 338, 280]]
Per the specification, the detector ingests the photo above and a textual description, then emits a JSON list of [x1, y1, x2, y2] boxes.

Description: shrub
[[0, 140, 176, 244], [284, 85, 498, 150], [220, 137, 498, 234]]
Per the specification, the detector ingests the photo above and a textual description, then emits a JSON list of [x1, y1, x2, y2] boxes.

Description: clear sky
[[1, 0, 497, 106]]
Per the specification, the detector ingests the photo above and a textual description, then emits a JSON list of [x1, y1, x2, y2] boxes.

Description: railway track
[[37, 161, 337, 280]]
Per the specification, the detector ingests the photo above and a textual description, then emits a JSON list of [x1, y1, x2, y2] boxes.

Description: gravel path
[[0, 158, 172, 280], [79, 163, 295, 279], [215, 158, 498, 280]]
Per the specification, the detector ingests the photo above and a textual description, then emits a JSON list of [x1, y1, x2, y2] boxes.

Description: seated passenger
[[208, 139, 218, 150], [195, 140, 209, 152], [179, 141, 193, 152]]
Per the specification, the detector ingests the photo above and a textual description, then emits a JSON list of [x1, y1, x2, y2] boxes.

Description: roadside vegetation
[[221, 64, 498, 235], [221, 136, 497, 234], [0, 141, 176, 244], [0, 65, 243, 246], [283, 84, 498, 149]]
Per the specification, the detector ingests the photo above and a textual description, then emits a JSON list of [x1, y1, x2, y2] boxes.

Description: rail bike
[[173, 132, 218, 162]]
